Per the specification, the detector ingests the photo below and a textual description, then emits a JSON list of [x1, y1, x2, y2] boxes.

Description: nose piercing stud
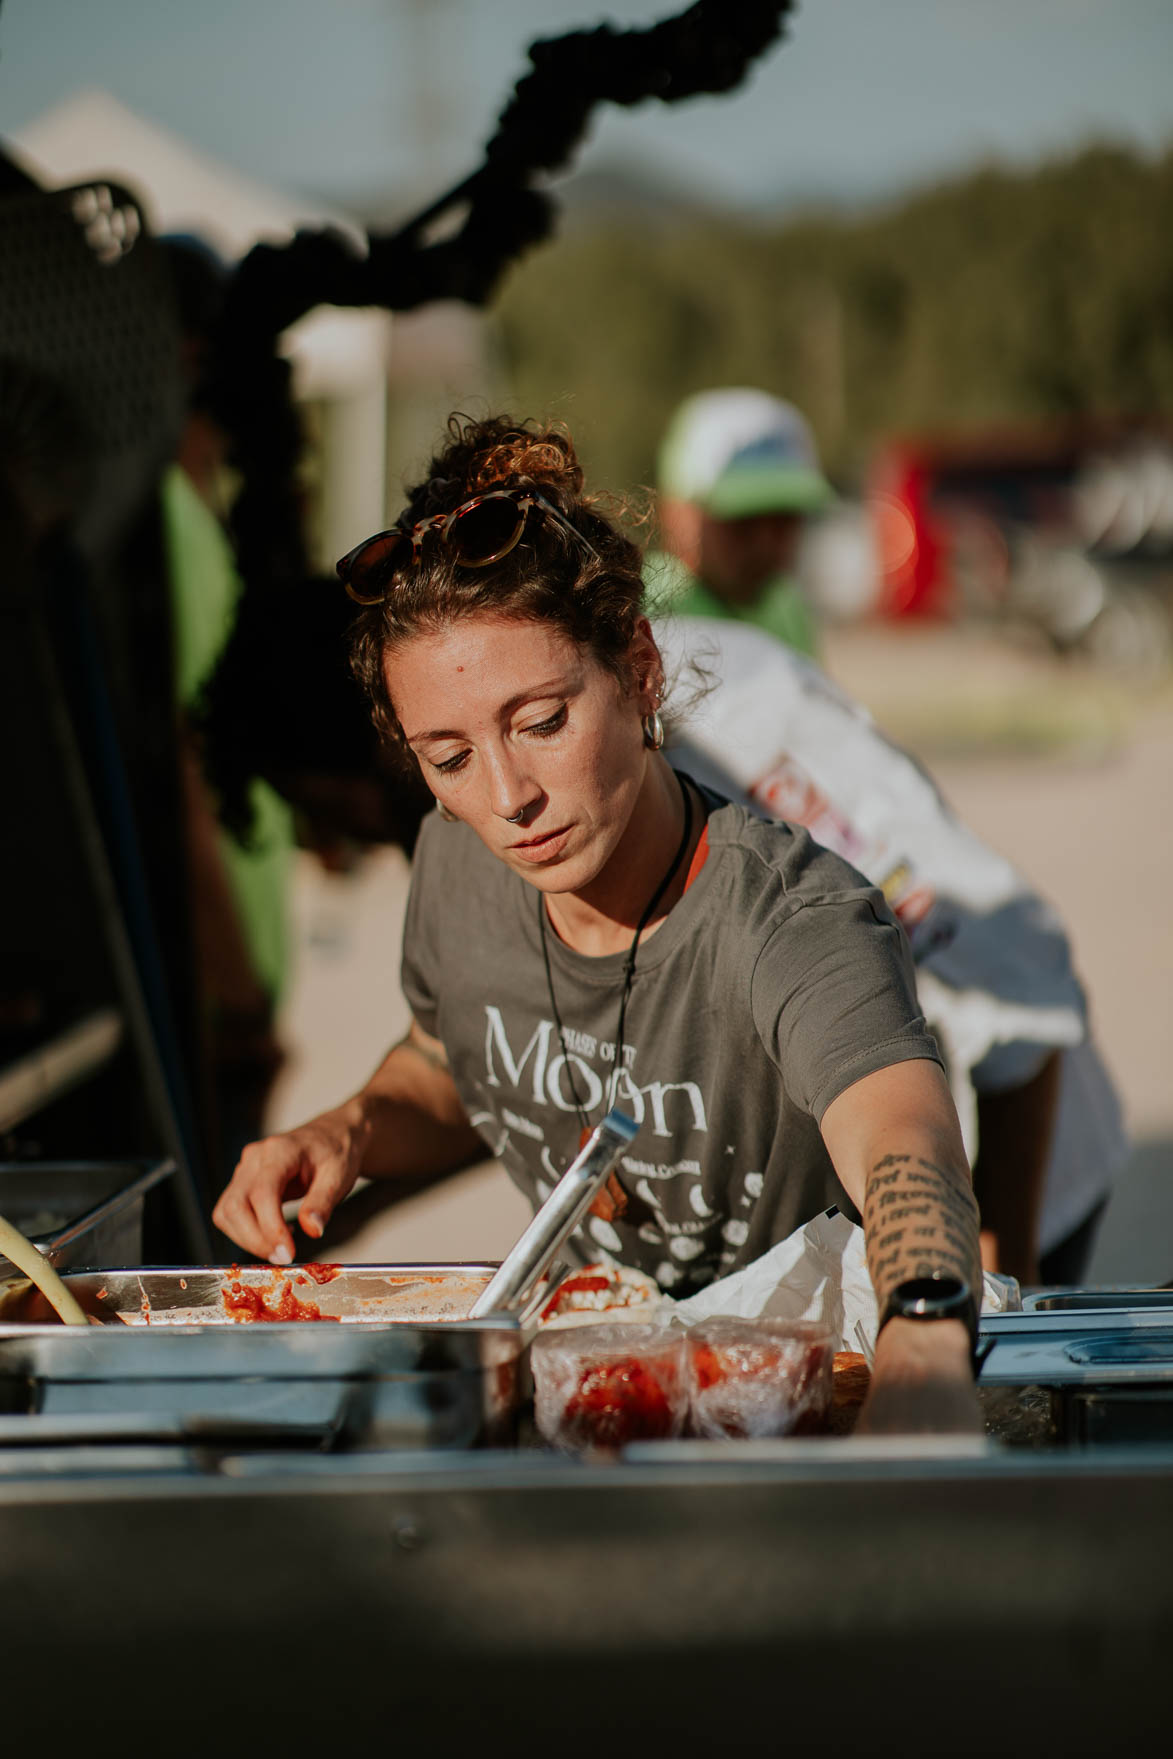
[[506, 808, 524, 823]]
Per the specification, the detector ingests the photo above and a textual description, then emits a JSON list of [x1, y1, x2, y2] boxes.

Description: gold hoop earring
[[641, 709, 665, 751], [436, 801, 458, 822]]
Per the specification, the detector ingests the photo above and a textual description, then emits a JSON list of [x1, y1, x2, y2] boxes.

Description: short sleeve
[[750, 890, 942, 1122], [398, 811, 446, 1039]]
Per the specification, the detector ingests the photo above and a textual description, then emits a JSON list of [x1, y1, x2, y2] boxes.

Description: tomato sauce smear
[[220, 1265, 340, 1323], [561, 1351, 683, 1449]]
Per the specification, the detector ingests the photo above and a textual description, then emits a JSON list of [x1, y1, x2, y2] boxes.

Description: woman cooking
[[213, 415, 983, 1433]]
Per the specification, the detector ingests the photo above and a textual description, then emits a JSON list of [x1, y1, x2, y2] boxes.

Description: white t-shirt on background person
[[655, 615, 1128, 1259]]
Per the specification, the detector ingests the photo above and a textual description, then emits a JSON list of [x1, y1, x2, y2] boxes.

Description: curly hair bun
[[408, 415, 587, 517], [451, 416, 582, 501]]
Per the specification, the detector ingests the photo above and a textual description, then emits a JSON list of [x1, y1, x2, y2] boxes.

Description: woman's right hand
[[212, 1103, 367, 1264]]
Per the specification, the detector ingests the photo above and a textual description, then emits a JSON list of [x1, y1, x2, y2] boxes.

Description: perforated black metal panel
[[0, 178, 183, 557], [0, 177, 211, 1253]]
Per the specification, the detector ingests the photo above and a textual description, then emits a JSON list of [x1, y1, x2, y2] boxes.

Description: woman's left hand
[[855, 1316, 982, 1436]]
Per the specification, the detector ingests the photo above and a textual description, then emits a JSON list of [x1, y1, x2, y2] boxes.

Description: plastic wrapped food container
[[532, 1321, 687, 1451], [684, 1317, 834, 1439]]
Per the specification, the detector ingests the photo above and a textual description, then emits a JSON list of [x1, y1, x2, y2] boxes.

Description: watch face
[[880, 1274, 980, 1364]]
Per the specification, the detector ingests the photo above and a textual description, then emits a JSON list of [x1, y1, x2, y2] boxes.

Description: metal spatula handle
[[468, 1109, 638, 1319]]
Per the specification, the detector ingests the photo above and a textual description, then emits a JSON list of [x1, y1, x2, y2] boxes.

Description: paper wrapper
[[666, 1209, 1020, 1362]]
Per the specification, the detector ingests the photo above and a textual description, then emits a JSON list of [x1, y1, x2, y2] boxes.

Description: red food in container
[[532, 1322, 687, 1451], [684, 1317, 834, 1439]]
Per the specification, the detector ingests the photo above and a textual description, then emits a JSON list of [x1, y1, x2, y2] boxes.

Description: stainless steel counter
[[0, 1438, 1169, 1750], [2, 1283, 1173, 1749]]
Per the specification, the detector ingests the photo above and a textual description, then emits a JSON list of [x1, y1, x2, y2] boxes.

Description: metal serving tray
[[979, 1303, 1173, 1444], [1021, 1286, 1173, 1313], [0, 1158, 175, 1273], [0, 1262, 499, 1327], [0, 1264, 526, 1450], [979, 1304, 1173, 1386]]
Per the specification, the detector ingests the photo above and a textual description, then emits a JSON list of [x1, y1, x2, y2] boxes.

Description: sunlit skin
[[385, 613, 699, 957]]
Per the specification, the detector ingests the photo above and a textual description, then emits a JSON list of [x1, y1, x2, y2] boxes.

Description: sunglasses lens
[[338, 531, 408, 605], [448, 496, 526, 565]]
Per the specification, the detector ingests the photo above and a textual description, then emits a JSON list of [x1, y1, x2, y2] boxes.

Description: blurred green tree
[[491, 142, 1173, 498]]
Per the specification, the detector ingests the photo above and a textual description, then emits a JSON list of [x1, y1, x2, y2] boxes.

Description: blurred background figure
[[636, 384, 1135, 1283], [658, 614, 1129, 1286], [157, 234, 297, 1173], [651, 386, 832, 658]]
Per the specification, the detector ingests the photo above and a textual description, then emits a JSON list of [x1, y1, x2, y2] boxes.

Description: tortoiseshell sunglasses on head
[[336, 487, 601, 606]]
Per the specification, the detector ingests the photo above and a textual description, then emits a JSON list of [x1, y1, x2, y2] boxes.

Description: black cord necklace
[[539, 768, 694, 1149]]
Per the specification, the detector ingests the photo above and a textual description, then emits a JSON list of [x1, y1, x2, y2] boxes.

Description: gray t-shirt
[[401, 787, 942, 1295]]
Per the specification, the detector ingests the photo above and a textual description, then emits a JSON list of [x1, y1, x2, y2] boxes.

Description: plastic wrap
[[532, 1322, 687, 1450], [533, 1315, 837, 1449], [685, 1317, 834, 1439]]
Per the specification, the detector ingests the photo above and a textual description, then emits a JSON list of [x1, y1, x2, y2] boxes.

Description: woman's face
[[384, 614, 657, 895]]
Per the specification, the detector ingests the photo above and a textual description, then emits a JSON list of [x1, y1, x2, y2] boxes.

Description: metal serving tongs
[[468, 1109, 638, 1322]]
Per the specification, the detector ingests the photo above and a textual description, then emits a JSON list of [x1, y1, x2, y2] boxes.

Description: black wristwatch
[[878, 1272, 982, 1371]]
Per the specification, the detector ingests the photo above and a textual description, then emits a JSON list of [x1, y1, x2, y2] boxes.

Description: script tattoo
[[864, 1151, 981, 1312]]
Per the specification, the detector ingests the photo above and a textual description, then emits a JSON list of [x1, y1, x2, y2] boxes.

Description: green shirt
[[644, 550, 819, 661], [161, 464, 294, 1004]]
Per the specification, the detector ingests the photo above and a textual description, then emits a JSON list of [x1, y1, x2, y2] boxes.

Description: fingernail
[[304, 1212, 324, 1237], [270, 1243, 293, 1266]]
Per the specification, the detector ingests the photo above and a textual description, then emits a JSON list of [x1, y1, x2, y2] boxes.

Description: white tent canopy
[[8, 86, 361, 260], [9, 88, 391, 553]]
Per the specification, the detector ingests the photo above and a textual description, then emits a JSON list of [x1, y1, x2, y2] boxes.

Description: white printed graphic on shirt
[[483, 1005, 708, 1137], [479, 1004, 739, 1267]]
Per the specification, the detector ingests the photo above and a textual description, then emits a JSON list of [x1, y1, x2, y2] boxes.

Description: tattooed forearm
[[864, 1151, 982, 1312]]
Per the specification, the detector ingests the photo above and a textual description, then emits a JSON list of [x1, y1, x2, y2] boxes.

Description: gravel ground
[[267, 618, 1173, 1284]]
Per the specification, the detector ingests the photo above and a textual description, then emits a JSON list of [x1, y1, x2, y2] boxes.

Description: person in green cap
[[651, 386, 834, 659]]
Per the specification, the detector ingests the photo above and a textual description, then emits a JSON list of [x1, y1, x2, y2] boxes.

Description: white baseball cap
[[657, 388, 833, 518]]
